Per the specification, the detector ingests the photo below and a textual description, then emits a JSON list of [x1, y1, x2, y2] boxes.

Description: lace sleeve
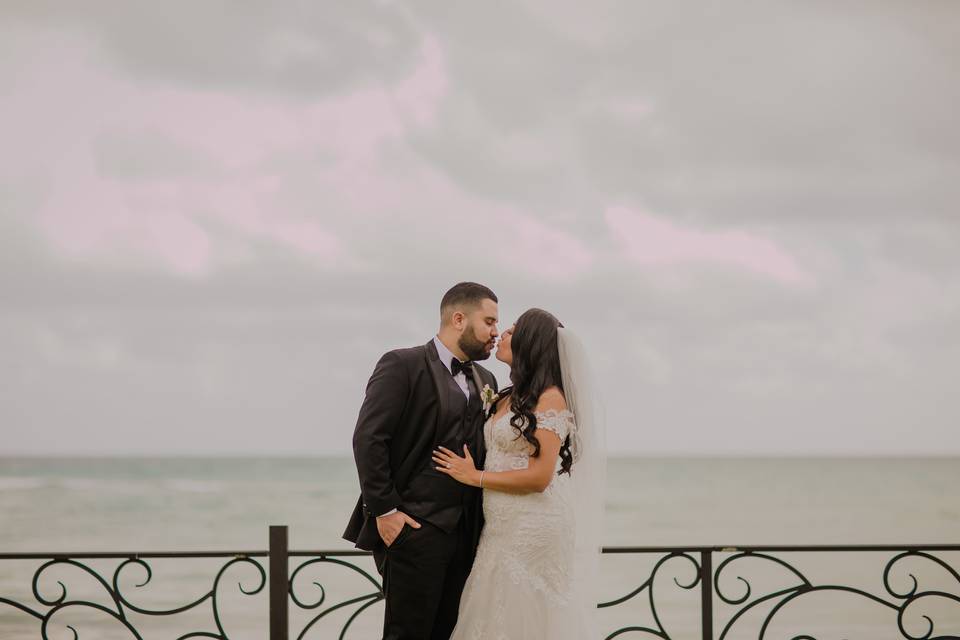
[[533, 408, 575, 441]]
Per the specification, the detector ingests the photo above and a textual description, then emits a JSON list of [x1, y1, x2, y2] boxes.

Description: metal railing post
[[270, 525, 289, 640], [701, 549, 713, 640]]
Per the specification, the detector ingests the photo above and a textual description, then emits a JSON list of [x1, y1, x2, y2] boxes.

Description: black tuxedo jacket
[[343, 338, 498, 552]]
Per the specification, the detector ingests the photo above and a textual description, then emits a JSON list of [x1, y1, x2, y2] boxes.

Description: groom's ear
[[451, 310, 465, 325]]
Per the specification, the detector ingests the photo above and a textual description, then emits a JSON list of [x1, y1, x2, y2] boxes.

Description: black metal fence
[[1, 526, 958, 639]]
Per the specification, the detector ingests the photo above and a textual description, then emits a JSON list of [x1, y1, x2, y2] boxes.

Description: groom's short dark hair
[[440, 282, 497, 318]]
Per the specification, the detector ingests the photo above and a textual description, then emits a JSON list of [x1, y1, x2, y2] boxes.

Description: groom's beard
[[458, 326, 491, 361]]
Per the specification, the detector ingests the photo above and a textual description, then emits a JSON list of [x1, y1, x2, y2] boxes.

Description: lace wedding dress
[[449, 407, 593, 639]]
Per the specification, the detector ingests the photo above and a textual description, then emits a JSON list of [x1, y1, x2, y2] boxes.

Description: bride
[[431, 308, 606, 639]]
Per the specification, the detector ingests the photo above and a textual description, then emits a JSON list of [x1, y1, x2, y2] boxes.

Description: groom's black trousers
[[372, 517, 472, 640]]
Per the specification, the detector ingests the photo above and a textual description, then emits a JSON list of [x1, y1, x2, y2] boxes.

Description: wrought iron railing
[[1, 526, 957, 639]]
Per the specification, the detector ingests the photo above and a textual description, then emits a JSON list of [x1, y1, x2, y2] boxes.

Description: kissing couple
[[343, 282, 606, 639]]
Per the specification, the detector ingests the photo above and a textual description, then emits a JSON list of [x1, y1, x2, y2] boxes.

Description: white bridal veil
[[557, 327, 607, 632]]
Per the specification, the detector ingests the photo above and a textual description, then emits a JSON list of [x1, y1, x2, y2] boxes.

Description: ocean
[[1, 456, 958, 638]]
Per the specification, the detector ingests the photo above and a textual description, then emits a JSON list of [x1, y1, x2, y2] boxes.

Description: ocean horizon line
[[2, 452, 958, 460]]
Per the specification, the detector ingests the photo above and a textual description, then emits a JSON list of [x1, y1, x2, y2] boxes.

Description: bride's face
[[495, 324, 515, 366]]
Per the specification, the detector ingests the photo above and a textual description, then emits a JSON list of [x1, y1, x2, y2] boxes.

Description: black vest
[[437, 373, 481, 449], [400, 373, 482, 532]]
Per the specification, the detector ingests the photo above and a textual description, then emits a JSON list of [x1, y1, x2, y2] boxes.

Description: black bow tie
[[451, 358, 474, 377]]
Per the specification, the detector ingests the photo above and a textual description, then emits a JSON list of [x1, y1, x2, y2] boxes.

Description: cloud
[[2, 1, 426, 96], [490, 208, 594, 279], [605, 205, 813, 286], [0, 25, 449, 277], [408, 2, 960, 224], [0, 3, 958, 456]]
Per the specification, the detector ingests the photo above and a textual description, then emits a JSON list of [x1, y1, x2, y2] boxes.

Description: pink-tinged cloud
[[605, 206, 813, 285], [272, 220, 339, 255], [295, 154, 595, 279], [492, 210, 594, 278], [142, 210, 212, 276], [36, 170, 215, 277], [4, 27, 448, 276], [605, 96, 656, 121]]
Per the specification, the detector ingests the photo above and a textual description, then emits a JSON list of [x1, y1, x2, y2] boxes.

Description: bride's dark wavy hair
[[507, 308, 573, 476]]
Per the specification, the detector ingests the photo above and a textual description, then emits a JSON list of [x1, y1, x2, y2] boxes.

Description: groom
[[343, 282, 500, 640]]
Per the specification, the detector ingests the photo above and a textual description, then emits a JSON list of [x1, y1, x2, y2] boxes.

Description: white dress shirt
[[433, 335, 471, 399]]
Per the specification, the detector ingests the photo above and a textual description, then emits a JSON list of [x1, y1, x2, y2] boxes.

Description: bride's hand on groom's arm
[[375, 510, 421, 547]]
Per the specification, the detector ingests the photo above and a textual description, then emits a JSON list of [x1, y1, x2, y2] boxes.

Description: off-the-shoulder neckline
[[533, 408, 575, 417], [488, 407, 574, 427]]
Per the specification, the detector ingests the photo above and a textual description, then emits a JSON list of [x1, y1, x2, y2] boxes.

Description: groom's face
[[456, 298, 499, 361]]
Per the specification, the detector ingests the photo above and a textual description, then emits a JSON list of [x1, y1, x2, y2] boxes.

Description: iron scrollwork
[[3, 537, 959, 639], [288, 554, 384, 640], [0, 554, 266, 639], [713, 549, 960, 640], [597, 551, 703, 640]]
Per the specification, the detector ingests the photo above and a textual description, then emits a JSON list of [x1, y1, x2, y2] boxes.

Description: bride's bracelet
[[479, 470, 485, 488]]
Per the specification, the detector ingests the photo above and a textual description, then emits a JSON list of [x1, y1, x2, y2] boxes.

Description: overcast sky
[[1, 1, 958, 456]]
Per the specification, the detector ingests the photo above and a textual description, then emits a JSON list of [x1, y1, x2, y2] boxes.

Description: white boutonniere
[[481, 384, 497, 413]]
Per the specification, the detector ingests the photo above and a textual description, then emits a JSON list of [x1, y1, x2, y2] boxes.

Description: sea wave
[[6, 476, 227, 494], [0, 477, 47, 491], [163, 479, 225, 493], [58, 477, 135, 492]]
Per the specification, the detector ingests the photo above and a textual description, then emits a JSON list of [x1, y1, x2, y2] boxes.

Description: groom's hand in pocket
[[376, 510, 421, 547]]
